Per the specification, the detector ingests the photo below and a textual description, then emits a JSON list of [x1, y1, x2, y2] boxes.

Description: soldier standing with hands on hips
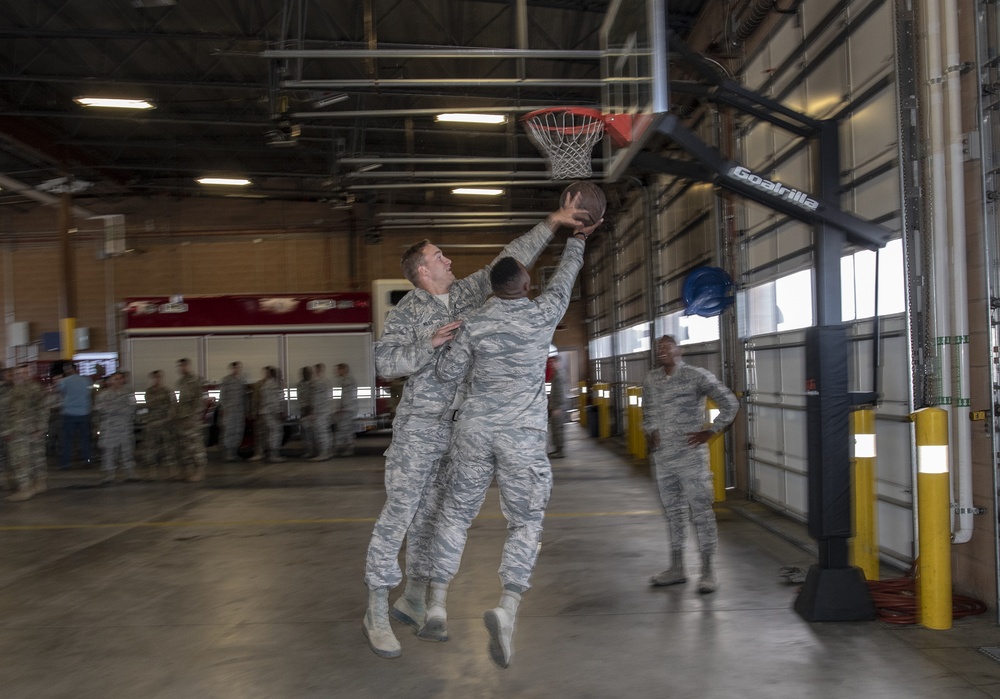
[[643, 335, 739, 594]]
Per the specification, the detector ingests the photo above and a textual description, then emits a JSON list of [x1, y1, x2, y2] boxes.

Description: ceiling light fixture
[[436, 113, 506, 125], [74, 97, 155, 110], [197, 177, 252, 186], [452, 188, 503, 196]]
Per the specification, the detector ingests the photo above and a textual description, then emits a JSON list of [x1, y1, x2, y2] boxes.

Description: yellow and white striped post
[[706, 399, 725, 502], [626, 386, 646, 458], [594, 382, 611, 439], [578, 382, 588, 429], [850, 407, 879, 581], [912, 406, 952, 630]]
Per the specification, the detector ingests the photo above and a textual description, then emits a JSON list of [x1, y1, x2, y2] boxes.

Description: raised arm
[[535, 236, 586, 324]]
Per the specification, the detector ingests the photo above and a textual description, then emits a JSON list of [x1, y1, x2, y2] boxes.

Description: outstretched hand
[[546, 192, 592, 232], [431, 320, 462, 348]]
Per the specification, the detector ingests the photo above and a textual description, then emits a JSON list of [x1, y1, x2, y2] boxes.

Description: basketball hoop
[[523, 107, 606, 180]]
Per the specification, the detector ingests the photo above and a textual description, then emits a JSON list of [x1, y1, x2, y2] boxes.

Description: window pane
[[853, 249, 877, 319], [841, 255, 856, 322], [775, 270, 813, 331], [876, 238, 906, 316]]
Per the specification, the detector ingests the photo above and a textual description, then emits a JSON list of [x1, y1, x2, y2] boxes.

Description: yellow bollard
[[626, 386, 646, 457], [706, 399, 725, 503], [911, 406, 952, 630], [625, 386, 637, 454], [578, 382, 588, 429], [850, 408, 879, 581], [594, 382, 611, 439]]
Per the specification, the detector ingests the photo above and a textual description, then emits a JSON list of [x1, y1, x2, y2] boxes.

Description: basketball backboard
[[600, 0, 670, 183]]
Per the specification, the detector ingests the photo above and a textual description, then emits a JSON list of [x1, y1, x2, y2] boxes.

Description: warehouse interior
[[3, 0, 1000, 695]]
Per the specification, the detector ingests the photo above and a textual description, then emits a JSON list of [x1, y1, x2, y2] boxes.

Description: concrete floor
[[2, 428, 1000, 699]]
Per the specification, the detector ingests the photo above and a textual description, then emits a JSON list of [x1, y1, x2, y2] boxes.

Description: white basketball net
[[524, 109, 605, 180]]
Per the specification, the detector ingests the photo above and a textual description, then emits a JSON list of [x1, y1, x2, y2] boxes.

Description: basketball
[[561, 180, 606, 227]]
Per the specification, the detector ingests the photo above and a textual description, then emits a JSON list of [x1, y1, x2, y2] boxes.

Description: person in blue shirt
[[57, 362, 94, 470]]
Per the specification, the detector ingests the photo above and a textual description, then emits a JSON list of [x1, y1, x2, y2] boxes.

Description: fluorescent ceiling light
[[436, 113, 506, 125], [453, 188, 503, 196], [197, 177, 252, 186], [74, 97, 155, 109]]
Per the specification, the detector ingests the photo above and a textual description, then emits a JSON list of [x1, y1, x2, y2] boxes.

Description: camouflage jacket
[[260, 377, 282, 414], [95, 387, 136, 432], [311, 376, 333, 414], [144, 384, 175, 424], [375, 220, 555, 424], [435, 236, 584, 431], [339, 373, 358, 415], [3, 381, 45, 436], [175, 373, 204, 422], [219, 374, 247, 414], [641, 362, 739, 450]]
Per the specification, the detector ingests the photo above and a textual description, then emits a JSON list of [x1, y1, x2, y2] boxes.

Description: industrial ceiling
[[0, 0, 710, 221]]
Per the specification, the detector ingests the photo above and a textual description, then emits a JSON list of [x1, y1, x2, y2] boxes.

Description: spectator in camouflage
[[219, 361, 247, 462], [546, 354, 569, 458], [296, 366, 315, 458], [333, 363, 358, 456], [95, 371, 139, 484], [360, 195, 592, 660], [142, 369, 176, 479], [425, 222, 593, 669], [174, 358, 208, 482], [4, 364, 47, 501], [643, 335, 739, 594], [310, 363, 333, 461]]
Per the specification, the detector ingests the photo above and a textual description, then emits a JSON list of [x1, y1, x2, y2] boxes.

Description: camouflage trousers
[[222, 409, 245, 453], [430, 425, 551, 592], [175, 417, 207, 472], [261, 413, 282, 456], [548, 409, 565, 453], [313, 409, 332, 457], [143, 420, 176, 473], [333, 409, 356, 454], [364, 418, 452, 589], [100, 427, 137, 477], [652, 446, 717, 557], [8, 434, 44, 489]]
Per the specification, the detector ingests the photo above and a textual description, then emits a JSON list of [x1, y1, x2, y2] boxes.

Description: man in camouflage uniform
[[296, 366, 315, 458], [219, 361, 246, 462], [309, 363, 333, 461], [142, 370, 176, 479], [5, 364, 47, 501], [426, 225, 593, 669], [252, 366, 285, 463], [175, 358, 208, 482], [95, 371, 139, 484], [333, 363, 358, 457], [546, 354, 569, 458], [361, 195, 591, 660], [643, 335, 739, 594]]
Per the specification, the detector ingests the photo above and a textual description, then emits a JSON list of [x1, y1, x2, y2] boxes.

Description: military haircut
[[178, 357, 190, 365], [401, 239, 432, 284], [489, 256, 524, 294], [337, 363, 349, 372], [658, 335, 678, 345]]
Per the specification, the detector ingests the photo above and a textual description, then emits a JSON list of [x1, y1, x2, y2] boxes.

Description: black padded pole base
[[793, 565, 876, 622]]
